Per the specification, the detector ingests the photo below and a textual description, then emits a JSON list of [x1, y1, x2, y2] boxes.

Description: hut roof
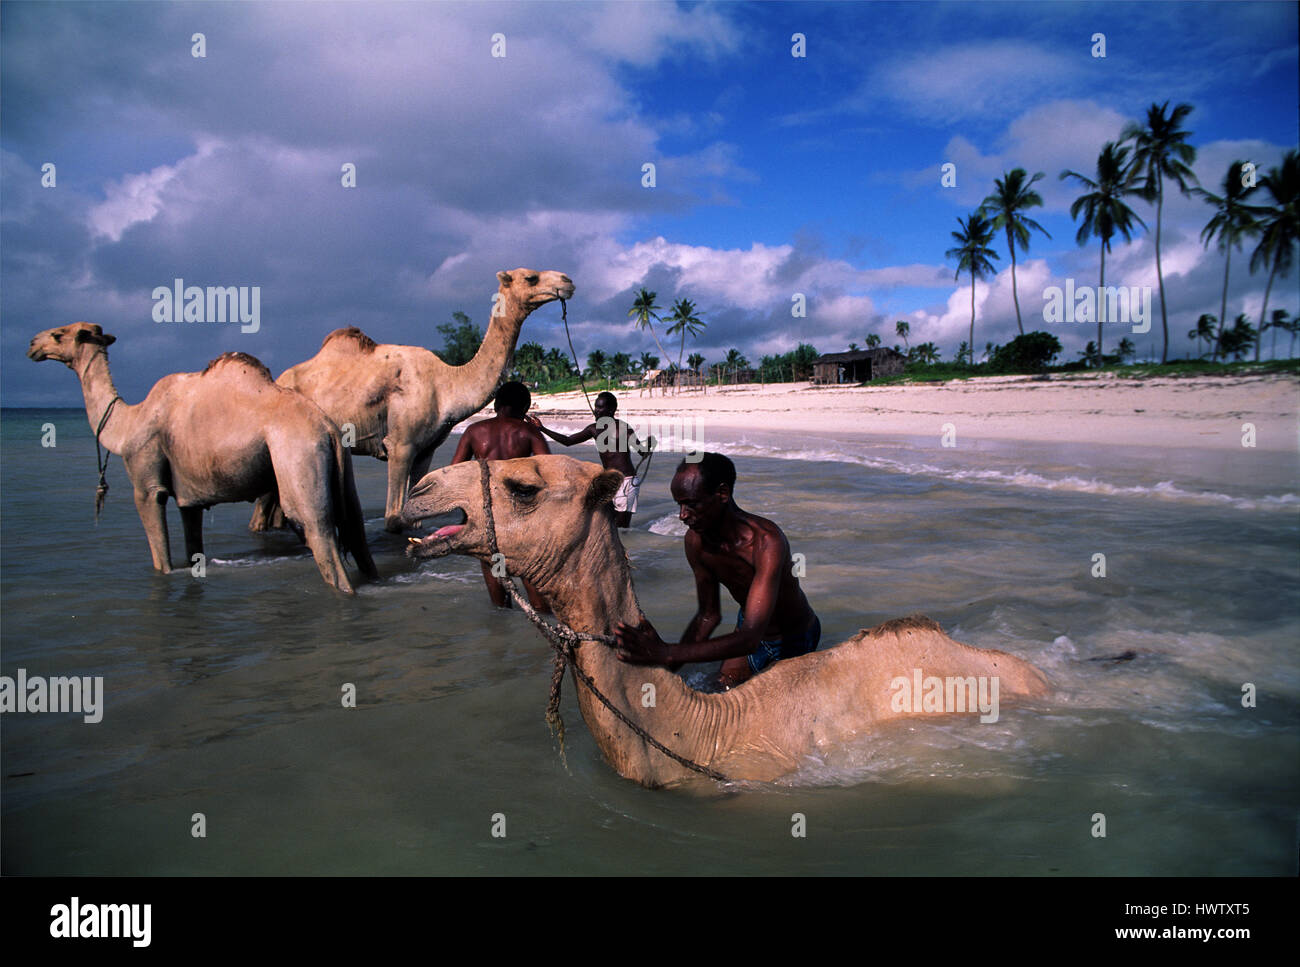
[[815, 348, 905, 364]]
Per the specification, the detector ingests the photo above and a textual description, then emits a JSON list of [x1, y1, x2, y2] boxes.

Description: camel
[[639, 369, 665, 397], [401, 455, 1051, 787], [28, 322, 377, 593], [253, 268, 575, 534]]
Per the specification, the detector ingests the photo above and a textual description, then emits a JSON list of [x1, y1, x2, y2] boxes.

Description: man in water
[[613, 452, 820, 690], [451, 380, 551, 612], [529, 391, 652, 528]]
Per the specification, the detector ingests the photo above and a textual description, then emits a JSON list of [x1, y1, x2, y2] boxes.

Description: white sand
[[519, 372, 1299, 453]]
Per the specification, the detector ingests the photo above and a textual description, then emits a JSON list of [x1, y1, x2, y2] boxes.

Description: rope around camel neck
[[476, 457, 730, 783], [93, 395, 121, 523]]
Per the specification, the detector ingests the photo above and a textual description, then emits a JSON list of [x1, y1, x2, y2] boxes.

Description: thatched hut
[[811, 348, 906, 384]]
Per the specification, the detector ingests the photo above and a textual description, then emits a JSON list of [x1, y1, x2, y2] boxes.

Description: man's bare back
[[450, 381, 550, 610]]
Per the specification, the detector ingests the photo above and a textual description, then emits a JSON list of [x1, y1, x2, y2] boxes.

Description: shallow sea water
[[2, 408, 1297, 875]]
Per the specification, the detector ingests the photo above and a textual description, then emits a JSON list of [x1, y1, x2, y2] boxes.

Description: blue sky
[[3, 0, 1297, 405]]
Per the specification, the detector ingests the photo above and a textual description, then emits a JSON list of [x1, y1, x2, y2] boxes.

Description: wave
[[699, 437, 1300, 512]]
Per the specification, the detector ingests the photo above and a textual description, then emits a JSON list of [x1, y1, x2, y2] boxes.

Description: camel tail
[[332, 434, 378, 578]]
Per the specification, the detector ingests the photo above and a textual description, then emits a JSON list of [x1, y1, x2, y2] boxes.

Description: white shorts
[[613, 476, 640, 513]]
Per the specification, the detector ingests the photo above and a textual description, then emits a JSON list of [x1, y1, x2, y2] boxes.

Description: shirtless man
[[530, 391, 652, 528], [451, 381, 551, 612], [613, 452, 820, 690]]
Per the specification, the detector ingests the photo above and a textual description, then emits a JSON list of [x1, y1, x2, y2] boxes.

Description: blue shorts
[[736, 609, 821, 674]]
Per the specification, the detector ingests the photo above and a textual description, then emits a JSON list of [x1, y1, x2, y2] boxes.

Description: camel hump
[[321, 327, 378, 353], [202, 351, 274, 382], [869, 614, 945, 637]]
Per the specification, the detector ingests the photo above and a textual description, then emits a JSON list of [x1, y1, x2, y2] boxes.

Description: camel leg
[[179, 506, 204, 567], [339, 449, 378, 579], [300, 520, 355, 594], [133, 488, 173, 573], [407, 443, 437, 490], [249, 491, 287, 532], [384, 444, 415, 533], [274, 444, 355, 593]]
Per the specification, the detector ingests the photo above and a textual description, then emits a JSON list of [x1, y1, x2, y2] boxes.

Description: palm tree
[[1061, 141, 1148, 362], [1249, 150, 1299, 361], [1273, 309, 1297, 358], [610, 352, 633, 388], [848, 342, 859, 352], [1217, 314, 1256, 361], [1121, 101, 1199, 363], [1187, 313, 1216, 359], [628, 289, 672, 373], [585, 349, 607, 385], [913, 341, 941, 364], [946, 212, 1000, 361], [1195, 160, 1260, 361], [894, 321, 911, 354], [1116, 337, 1136, 364], [666, 298, 706, 393], [1078, 341, 1102, 367], [979, 168, 1052, 336], [865, 334, 881, 349], [955, 340, 971, 365]]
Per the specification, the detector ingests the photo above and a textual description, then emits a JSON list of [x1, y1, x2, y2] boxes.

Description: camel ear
[[74, 325, 113, 346], [497, 270, 512, 287], [586, 470, 623, 509]]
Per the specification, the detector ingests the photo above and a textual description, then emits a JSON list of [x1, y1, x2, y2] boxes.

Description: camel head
[[28, 322, 116, 365], [402, 455, 621, 588], [496, 268, 575, 315]]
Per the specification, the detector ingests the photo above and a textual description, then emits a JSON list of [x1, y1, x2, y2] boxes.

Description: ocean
[[2, 407, 1297, 875]]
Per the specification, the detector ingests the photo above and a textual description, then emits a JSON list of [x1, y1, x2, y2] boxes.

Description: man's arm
[[450, 426, 478, 464], [680, 532, 721, 644], [614, 529, 783, 666], [536, 422, 596, 448], [529, 427, 551, 456]]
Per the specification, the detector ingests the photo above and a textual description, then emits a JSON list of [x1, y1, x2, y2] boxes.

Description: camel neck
[[447, 294, 528, 415], [74, 347, 130, 453], [537, 519, 722, 786]]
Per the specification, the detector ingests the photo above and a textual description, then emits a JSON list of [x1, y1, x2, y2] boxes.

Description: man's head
[[671, 452, 736, 533], [593, 391, 617, 419], [494, 381, 531, 417]]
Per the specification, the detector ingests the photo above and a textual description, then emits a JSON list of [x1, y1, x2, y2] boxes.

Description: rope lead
[[476, 458, 730, 783]]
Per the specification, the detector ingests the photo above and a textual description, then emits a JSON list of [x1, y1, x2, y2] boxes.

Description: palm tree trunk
[[1009, 226, 1024, 336], [1098, 242, 1106, 363], [1155, 179, 1169, 363], [1213, 245, 1231, 362], [1258, 261, 1277, 362], [969, 269, 976, 356]]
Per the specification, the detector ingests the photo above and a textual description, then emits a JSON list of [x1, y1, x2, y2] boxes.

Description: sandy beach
[[520, 372, 1300, 453]]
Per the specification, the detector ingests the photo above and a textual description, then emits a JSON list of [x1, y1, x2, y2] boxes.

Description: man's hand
[[614, 617, 672, 665], [523, 414, 543, 430]]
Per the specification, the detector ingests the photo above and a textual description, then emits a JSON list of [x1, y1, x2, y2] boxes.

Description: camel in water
[[402, 455, 1050, 787], [28, 322, 377, 593], [255, 268, 575, 533]]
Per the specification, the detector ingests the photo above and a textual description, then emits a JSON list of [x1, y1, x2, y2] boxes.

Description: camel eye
[[505, 480, 540, 503], [526, 275, 539, 285]]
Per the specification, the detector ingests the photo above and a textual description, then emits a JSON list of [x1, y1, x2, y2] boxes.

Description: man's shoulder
[[743, 511, 790, 552]]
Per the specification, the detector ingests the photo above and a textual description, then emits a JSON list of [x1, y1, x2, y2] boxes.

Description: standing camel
[[403, 455, 1050, 787], [254, 268, 574, 533], [28, 323, 377, 593]]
